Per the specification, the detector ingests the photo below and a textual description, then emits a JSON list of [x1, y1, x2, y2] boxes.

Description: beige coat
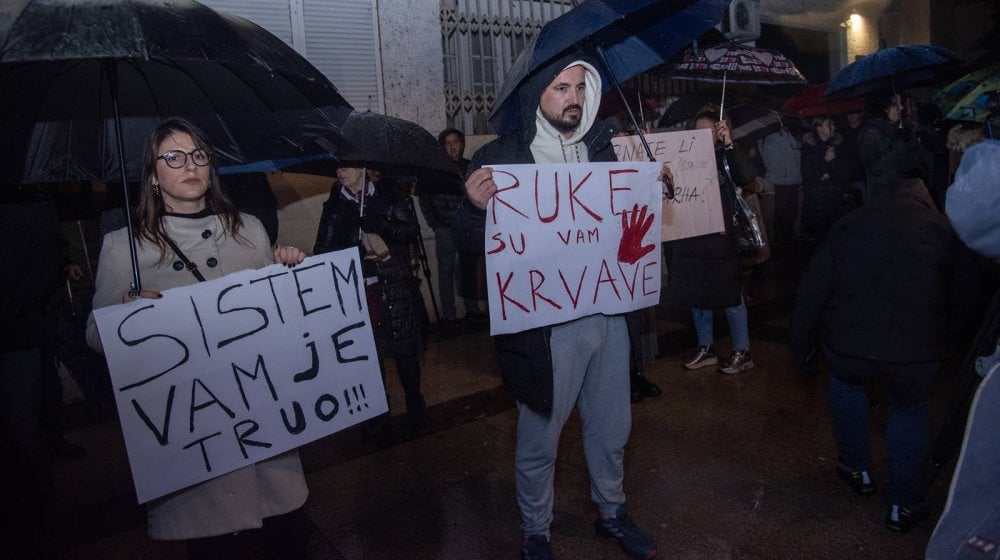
[[87, 213, 308, 540]]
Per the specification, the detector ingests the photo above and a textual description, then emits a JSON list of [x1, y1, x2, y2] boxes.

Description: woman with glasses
[[86, 117, 309, 558]]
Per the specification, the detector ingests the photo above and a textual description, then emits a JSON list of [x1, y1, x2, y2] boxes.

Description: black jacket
[[858, 117, 930, 203], [417, 157, 469, 230], [0, 193, 65, 352], [313, 179, 426, 342], [789, 178, 979, 364], [664, 144, 756, 309], [452, 51, 616, 415], [800, 132, 858, 240]]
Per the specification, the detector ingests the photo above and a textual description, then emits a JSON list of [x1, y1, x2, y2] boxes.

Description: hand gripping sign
[[612, 129, 725, 242], [484, 161, 663, 335], [93, 249, 387, 503]]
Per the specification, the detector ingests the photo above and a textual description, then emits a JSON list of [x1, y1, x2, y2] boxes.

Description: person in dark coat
[[800, 116, 859, 243], [789, 178, 979, 533], [857, 90, 930, 204], [416, 128, 485, 327], [314, 168, 429, 434], [453, 51, 660, 560], [671, 109, 758, 375], [834, 110, 867, 204], [0, 186, 64, 557]]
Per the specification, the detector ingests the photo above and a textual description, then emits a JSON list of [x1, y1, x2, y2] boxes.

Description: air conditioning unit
[[720, 0, 761, 41]]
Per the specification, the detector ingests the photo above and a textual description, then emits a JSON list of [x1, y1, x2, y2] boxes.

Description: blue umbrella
[[826, 44, 962, 98], [489, 0, 729, 136]]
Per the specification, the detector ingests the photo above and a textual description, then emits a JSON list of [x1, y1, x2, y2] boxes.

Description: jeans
[[691, 293, 749, 352], [824, 346, 938, 506]]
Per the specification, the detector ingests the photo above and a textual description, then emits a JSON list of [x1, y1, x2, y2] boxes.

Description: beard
[[541, 104, 582, 134]]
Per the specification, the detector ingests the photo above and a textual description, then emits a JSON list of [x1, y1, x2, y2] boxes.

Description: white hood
[[530, 60, 602, 164]]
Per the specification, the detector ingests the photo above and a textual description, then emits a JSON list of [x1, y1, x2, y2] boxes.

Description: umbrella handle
[[107, 61, 142, 295], [594, 45, 671, 199], [719, 71, 727, 122]]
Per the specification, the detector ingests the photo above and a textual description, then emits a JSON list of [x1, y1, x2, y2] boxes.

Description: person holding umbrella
[[670, 109, 758, 375], [858, 90, 931, 204], [313, 167, 429, 438], [86, 118, 310, 558], [455, 52, 660, 560]]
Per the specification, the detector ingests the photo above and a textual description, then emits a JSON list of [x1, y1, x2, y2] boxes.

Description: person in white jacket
[[87, 117, 309, 559]]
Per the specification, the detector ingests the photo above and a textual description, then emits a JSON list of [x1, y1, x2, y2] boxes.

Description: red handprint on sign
[[617, 203, 655, 265]]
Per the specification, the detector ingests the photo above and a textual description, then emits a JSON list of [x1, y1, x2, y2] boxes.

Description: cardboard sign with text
[[612, 129, 725, 241], [484, 161, 662, 336], [93, 249, 386, 504]]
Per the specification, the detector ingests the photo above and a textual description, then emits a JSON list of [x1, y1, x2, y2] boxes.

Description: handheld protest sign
[[612, 129, 725, 242], [483, 161, 662, 336], [93, 249, 387, 503]]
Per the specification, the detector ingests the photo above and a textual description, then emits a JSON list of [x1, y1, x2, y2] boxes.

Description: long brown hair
[[134, 117, 244, 258]]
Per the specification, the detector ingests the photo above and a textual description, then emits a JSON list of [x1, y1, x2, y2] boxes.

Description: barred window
[[441, 0, 573, 135]]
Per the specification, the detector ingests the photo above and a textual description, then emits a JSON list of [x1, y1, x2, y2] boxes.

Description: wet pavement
[[43, 247, 957, 559]]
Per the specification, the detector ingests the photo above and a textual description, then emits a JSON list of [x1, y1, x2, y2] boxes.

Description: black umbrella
[[290, 111, 460, 183], [728, 104, 782, 143], [1, 0, 353, 291]]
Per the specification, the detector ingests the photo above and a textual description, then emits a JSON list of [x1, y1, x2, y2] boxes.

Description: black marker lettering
[[116, 305, 189, 391]]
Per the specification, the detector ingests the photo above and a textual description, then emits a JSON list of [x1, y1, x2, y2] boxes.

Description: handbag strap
[[163, 235, 207, 282]]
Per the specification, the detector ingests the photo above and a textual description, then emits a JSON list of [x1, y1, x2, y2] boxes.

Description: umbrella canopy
[[826, 44, 962, 98], [933, 64, 1000, 122], [489, 0, 729, 136], [1, 0, 353, 186], [780, 83, 864, 118], [668, 43, 808, 85], [728, 103, 782, 142], [286, 111, 460, 186]]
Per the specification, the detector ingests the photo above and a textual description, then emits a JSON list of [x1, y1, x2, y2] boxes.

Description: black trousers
[[186, 508, 309, 560]]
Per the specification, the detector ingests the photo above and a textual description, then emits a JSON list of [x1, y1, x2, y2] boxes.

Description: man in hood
[[453, 53, 658, 560]]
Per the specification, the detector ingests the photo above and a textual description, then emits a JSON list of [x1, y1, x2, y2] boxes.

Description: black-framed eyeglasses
[[157, 148, 211, 169]]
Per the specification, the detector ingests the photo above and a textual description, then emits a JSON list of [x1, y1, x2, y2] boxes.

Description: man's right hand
[[465, 167, 497, 210]]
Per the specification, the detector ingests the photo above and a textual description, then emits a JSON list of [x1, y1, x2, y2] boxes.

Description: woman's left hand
[[273, 244, 306, 266], [658, 163, 675, 200]]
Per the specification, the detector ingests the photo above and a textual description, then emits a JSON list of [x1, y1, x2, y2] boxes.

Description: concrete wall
[[376, 0, 448, 134]]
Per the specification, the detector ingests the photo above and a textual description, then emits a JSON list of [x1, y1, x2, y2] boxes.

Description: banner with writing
[[93, 249, 386, 504], [612, 129, 725, 241], [484, 161, 662, 336]]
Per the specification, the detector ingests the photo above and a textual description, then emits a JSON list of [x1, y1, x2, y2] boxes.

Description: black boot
[[632, 369, 662, 398]]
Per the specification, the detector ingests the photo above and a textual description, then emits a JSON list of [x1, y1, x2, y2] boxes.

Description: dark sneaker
[[719, 350, 754, 374], [594, 506, 657, 559], [683, 345, 718, 370], [886, 503, 929, 533], [836, 460, 876, 495], [521, 534, 555, 560]]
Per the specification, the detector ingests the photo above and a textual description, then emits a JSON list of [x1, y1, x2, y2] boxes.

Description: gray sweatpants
[[515, 314, 631, 537]]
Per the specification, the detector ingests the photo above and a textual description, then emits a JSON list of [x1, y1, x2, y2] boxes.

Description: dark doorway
[[758, 22, 836, 83]]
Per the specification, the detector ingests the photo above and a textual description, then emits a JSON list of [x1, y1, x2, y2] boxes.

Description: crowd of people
[[1, 63, 995, 560]]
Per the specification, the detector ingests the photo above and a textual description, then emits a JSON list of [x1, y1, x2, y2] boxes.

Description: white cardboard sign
[[93, 249, 386, 504], [612, 129, 725, 241], [484, 161, 662, 336]]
